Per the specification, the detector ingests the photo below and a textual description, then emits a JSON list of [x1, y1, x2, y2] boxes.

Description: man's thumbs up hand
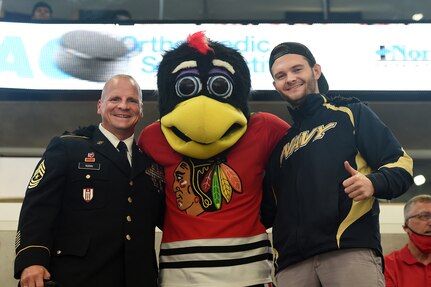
[[342, 161, 375, 201]]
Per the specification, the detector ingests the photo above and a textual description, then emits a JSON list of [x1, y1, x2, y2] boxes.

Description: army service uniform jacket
[[14, 125, 164, 287]]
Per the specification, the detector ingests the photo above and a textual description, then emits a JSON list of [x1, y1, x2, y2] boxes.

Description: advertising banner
[[1, 22, 431, 91]]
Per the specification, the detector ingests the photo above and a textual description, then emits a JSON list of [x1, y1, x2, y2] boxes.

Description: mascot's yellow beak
[[161, 96, 247, 159]]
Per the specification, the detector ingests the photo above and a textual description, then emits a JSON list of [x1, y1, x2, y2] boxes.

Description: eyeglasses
[[407, 212, 431, 222]]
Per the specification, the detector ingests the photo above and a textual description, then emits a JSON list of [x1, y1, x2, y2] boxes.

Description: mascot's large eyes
[[207, 75, 233, 99], [175, 76, 202, 98]]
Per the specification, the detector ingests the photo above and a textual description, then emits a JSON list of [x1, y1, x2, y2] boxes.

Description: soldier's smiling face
[[97, 76, 143, 140]]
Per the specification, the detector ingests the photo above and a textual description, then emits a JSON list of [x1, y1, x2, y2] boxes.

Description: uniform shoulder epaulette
[[60, 125, 96, 139], [60, 134, 90, 140]]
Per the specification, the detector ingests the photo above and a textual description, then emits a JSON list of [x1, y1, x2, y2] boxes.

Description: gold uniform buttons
[[126, 215, 132, 222], [56, 250, 62, 255], [128, 197, 133, 203], [129, 180, 134, 186], [126, 234, 131, 240], [86, 174, 91, 179]]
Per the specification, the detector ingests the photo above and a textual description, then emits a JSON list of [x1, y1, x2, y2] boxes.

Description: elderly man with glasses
[[384, 194, 431, 287]]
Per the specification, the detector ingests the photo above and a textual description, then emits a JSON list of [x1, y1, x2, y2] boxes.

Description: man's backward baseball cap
[[269, 42, 329, 94]]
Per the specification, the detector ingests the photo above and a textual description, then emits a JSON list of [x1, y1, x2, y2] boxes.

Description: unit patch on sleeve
[[145, 163, 165, 191], [28, 160, 46, 189]]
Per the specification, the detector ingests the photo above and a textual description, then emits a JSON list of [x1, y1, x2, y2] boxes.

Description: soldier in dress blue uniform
[[14, 74, 164, 287]]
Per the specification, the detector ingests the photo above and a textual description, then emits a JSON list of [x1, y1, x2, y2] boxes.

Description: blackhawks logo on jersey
[[173, 157, 242, 216]]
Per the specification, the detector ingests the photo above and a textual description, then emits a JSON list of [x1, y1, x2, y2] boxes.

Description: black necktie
[[117, 141, 131, 173]]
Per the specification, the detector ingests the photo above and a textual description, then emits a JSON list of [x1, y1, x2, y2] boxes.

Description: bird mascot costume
[[138, 31, 289, 286]]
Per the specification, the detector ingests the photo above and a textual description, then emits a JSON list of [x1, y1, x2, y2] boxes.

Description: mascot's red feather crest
[[187, 31, 214, 55]]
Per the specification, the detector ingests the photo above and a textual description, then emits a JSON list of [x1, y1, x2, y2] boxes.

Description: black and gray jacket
[[262, 94, 413, 273]]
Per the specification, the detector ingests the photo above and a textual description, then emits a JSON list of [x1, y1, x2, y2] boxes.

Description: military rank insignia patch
[[28, 160, 46, 189], [83, 188, 94, 202], [15, 230, 21, 249]]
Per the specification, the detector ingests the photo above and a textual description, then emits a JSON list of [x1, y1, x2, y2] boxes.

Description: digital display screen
[[1, 22, 431, 92]]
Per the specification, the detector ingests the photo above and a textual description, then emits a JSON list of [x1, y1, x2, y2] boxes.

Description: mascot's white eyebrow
[[212, 59, 235, 74], [172, 61, 197, 73], [171, 59, 235, 74]]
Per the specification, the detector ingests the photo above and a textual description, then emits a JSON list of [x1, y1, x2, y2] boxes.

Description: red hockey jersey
[[138, 112, 289, 286]]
